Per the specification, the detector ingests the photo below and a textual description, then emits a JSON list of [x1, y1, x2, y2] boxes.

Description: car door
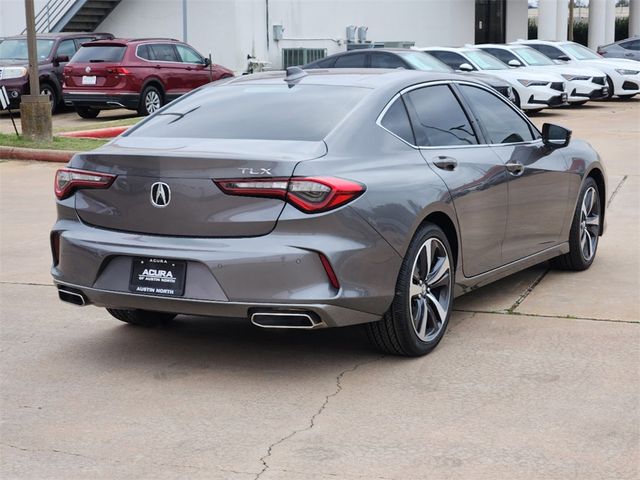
[[147, 43, 183, 97], [457, 83, 573, 263], [404, 83, 509, 277], [175, 44, 211, 88], [53, 38, 76, 85]]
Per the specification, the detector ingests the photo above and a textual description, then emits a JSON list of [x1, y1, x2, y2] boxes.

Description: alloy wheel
[[409, 237, 452, 342], [580, 186, 600, 261], [40, 86, 55, 112], [145, 90, 161, 114]]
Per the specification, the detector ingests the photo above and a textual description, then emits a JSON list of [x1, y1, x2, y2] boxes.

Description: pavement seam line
[[0, 281, 53, 287], [607, 174, 628, 208], [254, 356, 385, 480], [453, 308, 638, 325], [506, 267, 550, 313]]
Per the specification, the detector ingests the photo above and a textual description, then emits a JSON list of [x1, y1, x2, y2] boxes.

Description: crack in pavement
[[607, 175, 628, 208], [453, 308, 638, 325], [0, 281, 53, 287], [254, 356, 385, 480], [506, 266, 550, 313]]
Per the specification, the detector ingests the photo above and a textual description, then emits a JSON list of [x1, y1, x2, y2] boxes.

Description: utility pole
[[182, 0, 188, 42], [20, 0, 52, 141], [568, 0, 575, 40]]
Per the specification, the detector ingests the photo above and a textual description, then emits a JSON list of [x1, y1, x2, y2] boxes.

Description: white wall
[[506, 0, 529, 41], [0, 0, 49, 37], [98, 0, 476, 73]]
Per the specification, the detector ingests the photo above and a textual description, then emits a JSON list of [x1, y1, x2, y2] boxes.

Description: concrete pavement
[[1, 99, 639, 479]]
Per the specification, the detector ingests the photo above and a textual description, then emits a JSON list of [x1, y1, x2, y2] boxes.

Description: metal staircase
[[23, 0, 122, 34]]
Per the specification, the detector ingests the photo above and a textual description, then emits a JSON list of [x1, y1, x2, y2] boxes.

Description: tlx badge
[[238, 168, 272, 175]]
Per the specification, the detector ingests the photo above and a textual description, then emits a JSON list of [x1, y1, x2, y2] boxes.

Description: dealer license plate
[[82, 76, 96, 85], [129, 257, 186, 297]]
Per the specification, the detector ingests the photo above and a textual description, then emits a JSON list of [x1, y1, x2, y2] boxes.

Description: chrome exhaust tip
[[250, 311, 322, 330], [58, 287, 87, 306]]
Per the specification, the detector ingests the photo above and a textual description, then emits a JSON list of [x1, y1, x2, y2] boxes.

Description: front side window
[[458, 85, 536, 144], [128, 84, 370, 141], [397, 51, 452, 72], [562, 43, 601, 60], [56, 39, 76, 58], [427, 50, 470, 70], [483, 48, 519, 65], [405, 85, 477, 147], [380, 97, 414, 144], [176, 44, 204, 64], [514, 47, 555, 66], [334, 53, 366, 68], [370, 53, 406, 69], [464, 50, 509, 70], [528, 44, 564, 60]]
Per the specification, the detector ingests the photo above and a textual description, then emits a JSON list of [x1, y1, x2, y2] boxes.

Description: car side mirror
[[508, 59, 523, 67], [458, 62, 474, 72], [203, 57, 211, 67], [557, 55, 571, 62], [542, 123, 571, 148], [54, 55, 69, 65]]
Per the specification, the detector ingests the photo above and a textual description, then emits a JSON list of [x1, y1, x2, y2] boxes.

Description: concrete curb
[[0, 146, 74, 163], [58, 126, 129, 139]]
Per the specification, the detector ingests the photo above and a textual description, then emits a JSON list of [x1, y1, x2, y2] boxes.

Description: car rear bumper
[[50, 205, 401, 328], [63, 91, 140, 110]]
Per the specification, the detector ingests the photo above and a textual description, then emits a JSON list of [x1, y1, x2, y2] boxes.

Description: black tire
[[75, 106, 100, 119], [526, 108, 544, 115], [605, 76, 615, 99], [366, 223, 455, 357], [40, 83, 58, 113], [513, 89, 521, 109], [106, 308, 176, 327], [138, 85, 163, 116], [551, 177, 601, 271]]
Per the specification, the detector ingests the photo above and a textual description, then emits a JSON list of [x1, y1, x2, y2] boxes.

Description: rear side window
[[70, 45, 126, 63], [458, 85, 536, 144], [334, 53, 366, 68], [380, 98, 414, 144], [148, 43, 179, 62], [128, 84, 369, 141], [307, 57, 336, 68], [405, 85, 477, 147]]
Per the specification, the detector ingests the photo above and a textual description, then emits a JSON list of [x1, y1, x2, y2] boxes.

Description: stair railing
[[21, 0, 77, 34]]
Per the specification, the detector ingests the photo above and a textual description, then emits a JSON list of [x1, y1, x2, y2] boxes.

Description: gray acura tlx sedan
[[51, 68, 606, 356]]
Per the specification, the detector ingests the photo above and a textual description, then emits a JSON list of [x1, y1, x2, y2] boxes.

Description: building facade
[[1, 0, 637, 74]]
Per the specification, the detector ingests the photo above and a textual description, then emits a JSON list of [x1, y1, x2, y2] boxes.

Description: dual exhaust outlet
[[57, 285, 323, 330]]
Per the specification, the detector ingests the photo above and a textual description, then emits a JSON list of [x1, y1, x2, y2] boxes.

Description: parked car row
[[303, 39, 639, 113], [0, 32, 234, 118]]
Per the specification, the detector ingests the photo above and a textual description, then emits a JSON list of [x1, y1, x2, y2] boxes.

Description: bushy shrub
[[526, 17, 630, 45]]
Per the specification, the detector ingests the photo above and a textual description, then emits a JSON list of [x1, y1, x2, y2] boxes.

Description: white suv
[[513, 40, 640, 99], [417, 46, 568, 112], [477, 44, 608, 105]]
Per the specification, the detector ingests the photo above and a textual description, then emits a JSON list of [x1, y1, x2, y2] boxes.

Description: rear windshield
[[70, 45, 126, 63], [127, 84, 370, 141]]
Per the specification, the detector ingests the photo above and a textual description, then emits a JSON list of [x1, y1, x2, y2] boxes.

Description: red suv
[[63, 38, 234, 118]]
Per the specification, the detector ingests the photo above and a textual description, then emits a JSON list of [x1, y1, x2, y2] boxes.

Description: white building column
[[588, 0, 607, 50], [604, 0, 616, 45], [555, 0, 569, 41], [630, 0, 640, 36], [506, 0, 529, 41], [538, 0, 558, 40]]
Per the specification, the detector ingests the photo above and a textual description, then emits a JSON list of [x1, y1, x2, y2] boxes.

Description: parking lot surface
[[1, 99, 639, 479]]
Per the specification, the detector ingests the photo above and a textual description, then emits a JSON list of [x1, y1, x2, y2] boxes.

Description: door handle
[[433, 156, 457, 171], [154, 64, 161, 69], [506, 162, 525, 176]]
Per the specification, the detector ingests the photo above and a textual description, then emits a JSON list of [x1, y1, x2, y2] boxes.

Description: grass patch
[[0, 133, 107, 151]]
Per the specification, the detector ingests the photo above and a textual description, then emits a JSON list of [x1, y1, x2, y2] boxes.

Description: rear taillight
[[107, 67, 130, 75], [214, 176, 365, 213], [54, 168, 116, 200]]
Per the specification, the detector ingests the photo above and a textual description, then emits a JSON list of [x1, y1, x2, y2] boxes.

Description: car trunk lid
[[70, 137, 327, 237]]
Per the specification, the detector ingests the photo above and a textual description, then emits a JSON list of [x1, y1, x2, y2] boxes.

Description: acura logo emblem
[[150, 182, 171, 207]]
